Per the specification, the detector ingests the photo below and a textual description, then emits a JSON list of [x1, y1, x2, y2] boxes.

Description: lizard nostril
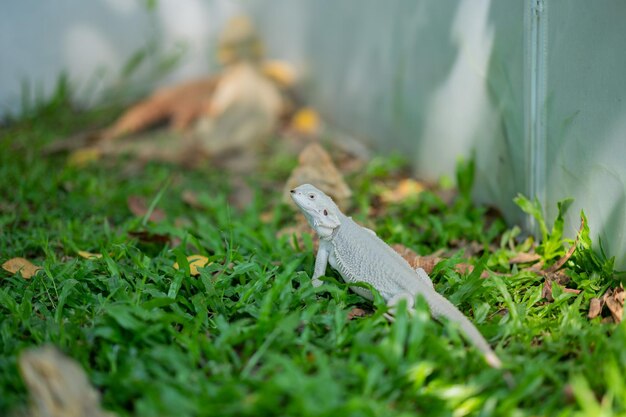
[[290, 190, 295, 194]]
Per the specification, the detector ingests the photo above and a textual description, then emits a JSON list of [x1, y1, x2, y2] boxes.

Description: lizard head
[[290, 184, 341, 238]]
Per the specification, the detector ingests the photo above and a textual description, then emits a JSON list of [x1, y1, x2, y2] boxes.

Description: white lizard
[[290, 183, 503, 369]]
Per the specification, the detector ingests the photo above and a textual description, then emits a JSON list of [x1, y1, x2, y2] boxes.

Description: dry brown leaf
[[449, 239, 487, 258], [546, 215, 586, 273], [260, 210, 274, 223], [391, 244, 440, 275], [127, 196, 166, 222], [605, 287, 624, 323], [261, 60, 297, 87], [182, 190, 203, 209], [277, 215, 318, 251], [103, 77, 217, 140], [542, 271, 580, 302], [43, 130, 102, 155], [509, 252, 541, 264], [128, 230, 171, 245], [347, 307, 367, 320], [217, 15, 263, 65], [380, 179, 425, 204], [192, 62, 284, 160], [67, 147, 102, 167], [174, 255, 211, 276], [283, 143, 352, 210], [2, 257, 42, 278], [19, 346, 116, 417], [588, 297, 603, 319], [289, 107, 321, 136], [77, 251, 102, 259], [391, 243, 490, 278], [228, 177, 254, 209]]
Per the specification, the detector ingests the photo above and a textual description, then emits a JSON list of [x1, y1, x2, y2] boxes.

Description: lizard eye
[[309, 194, 315, 199], [323, 209, 328, 216]]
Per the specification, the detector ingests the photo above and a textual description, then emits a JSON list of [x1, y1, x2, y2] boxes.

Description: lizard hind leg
[[415, 267, 434, 289], [384, 292, 415, 322]]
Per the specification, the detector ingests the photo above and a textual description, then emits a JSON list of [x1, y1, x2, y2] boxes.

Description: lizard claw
[[311, 279, 324, 288]]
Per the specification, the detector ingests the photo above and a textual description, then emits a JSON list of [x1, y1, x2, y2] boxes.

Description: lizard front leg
[[312, 245, 330, 288], [384, 292, 415, 322]]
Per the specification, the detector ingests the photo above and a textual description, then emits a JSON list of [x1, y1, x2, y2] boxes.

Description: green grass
[[1, 99, 626, 417]]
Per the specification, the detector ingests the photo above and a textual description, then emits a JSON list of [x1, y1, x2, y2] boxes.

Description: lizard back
[[330, 216, 429, 299]]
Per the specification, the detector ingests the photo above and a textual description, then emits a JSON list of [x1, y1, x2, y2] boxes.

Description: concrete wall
[[0, 0, 241, 115], [249, 0, 626, 268]]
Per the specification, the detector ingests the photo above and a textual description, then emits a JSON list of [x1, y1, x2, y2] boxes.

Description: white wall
[[0, 0, 241, 115]]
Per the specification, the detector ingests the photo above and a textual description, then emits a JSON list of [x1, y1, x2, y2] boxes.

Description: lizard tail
[[425, 291, 502, 369]]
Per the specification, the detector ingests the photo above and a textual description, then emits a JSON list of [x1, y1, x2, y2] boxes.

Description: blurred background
[[2, 0, 625, 268]]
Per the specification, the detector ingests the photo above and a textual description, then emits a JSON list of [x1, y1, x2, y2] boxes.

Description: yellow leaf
[[380, 179, 425, 204], [261, 60, 297, 87], [290, 107, 321, 136], [174, 255, 211, 276], [67, 147, 102, 167], [77, 251, 102, 259], [2, 257, 42, 279]]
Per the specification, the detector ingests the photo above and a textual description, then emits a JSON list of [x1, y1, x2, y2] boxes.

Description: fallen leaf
[[392, 244, 441, 275], [605, 287, 624, 323], [181, 190, 203, 209], [347, 307, 367, 320], [217, 15, 263, 65], [449, 239, 486, 258], [289, 107, 321, 136], [67, 147, 102, 167], [128, 230, 171, 245], [509, 252, 541, 264], [391, 244, 489, 278], [283, 143, 352, 210], [588, 298, 603, 319], [127, 196, 166, 222], [174, 255, 211, 276], [545, 214, 586, 274], [43, 130, 102, 155], [77, 251, 102, 259], [103, 77, 218, 140], [19, 346, 117, 417], [2, 257, 42, 279], [277, 215, 317, 251], [261, 60, 297, 87], [542, 279, 554, 301], [380, 179, 425, 204], [228, 177, 254, 209], [260, 210, 274, 223], [194, 62, 284, 155], [542, 270, 578, 302]]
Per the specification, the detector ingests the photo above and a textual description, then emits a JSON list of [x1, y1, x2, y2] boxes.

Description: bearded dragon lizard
[[290, 184, 503, 369]]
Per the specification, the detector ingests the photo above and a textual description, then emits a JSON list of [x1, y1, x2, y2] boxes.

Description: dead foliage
[[588, 286, 624, 323], [2, 257, 42, 279], [127, 196, 166, 222], [391, 244, 489, 278], [277, 215, 318, 251], [380, 179, 425, 204], [347, 307, 368, 320], [528, 216, 586, 301], [173, 255, 211, 276], [19, 346, 116, 417], [103, 78, 218, 140], [128, 230, 171, 245], [181, 190, 203, 209], [283, 143, 352, 210], [509, 252, 541, 264]]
